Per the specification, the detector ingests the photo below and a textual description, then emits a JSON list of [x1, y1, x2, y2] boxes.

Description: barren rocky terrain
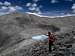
[[0, 12, 75, 56]]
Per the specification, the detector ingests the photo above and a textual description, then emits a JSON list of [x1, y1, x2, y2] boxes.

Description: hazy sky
[[0, 0, 75, 16]]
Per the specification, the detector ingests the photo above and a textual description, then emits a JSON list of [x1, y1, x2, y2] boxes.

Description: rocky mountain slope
[[0, 12, 75, 56]]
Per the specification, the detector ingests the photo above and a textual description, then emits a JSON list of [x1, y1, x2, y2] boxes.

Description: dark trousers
[[49, 42, 53, 52]]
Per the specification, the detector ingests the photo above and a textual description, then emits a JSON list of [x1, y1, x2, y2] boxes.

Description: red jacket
[[48, 34, 56, 43]]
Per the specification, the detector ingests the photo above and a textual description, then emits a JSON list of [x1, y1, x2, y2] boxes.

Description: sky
[[0, 0, 75, 16]]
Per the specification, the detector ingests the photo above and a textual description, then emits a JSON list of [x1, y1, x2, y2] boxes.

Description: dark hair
[[48, 32, 51, 35]]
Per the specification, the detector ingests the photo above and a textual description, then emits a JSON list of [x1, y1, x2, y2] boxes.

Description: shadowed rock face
[[38, 24, 60, 32], [0, 12, 75, 49], [0, 30, 9, 47]]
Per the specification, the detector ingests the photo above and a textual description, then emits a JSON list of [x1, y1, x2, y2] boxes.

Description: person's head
[[48, 32, 51, 35]]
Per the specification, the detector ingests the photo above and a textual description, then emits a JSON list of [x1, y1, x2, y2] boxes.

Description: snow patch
[[26, 12, 75, 18], [32, 35, 48, 41]]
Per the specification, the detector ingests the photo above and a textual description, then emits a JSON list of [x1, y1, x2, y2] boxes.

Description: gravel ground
[[3, 30, 75, 56], [4, 41, 51, 56]]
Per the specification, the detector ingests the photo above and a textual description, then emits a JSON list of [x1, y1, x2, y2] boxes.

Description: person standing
[[48, 32, 56, 52]]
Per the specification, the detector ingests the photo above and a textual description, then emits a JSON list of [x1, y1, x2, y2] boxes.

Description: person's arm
[[45, 34, 48, 36]]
